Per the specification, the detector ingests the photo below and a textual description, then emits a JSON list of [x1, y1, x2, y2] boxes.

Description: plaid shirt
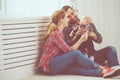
[[39, 29, 74, 72]]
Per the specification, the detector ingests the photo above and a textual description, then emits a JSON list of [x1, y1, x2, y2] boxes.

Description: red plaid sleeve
[[51, 31, 74, 53]]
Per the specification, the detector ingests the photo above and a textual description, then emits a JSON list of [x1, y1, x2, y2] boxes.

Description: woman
[[39, 10, 118, 78]]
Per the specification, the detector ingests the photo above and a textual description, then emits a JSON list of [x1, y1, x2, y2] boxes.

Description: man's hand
[[89, 31, 97, 40]]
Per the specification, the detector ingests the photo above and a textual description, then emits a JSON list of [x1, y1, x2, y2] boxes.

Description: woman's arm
[[52, 31, 74, 52], [72, 31, 88, 49], [52, 31, 88, 52]]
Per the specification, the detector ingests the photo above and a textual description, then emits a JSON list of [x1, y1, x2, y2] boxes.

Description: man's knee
[[107, 46, 116, 52]]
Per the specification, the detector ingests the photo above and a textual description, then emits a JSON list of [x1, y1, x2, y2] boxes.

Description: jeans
[[94, 46, 119, 67], [48, 50, 102, 77]]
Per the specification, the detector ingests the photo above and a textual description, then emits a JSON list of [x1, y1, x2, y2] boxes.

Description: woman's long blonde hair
[[45, 10, 65, 39]]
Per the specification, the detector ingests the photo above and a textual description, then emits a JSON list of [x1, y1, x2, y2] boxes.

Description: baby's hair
[[81, 16, 92, 24]]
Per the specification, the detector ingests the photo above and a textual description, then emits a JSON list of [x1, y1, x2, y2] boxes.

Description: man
[[62, 6, 120, 70]]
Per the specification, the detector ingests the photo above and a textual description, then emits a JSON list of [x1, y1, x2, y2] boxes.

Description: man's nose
[[71, 15, 75, 19]]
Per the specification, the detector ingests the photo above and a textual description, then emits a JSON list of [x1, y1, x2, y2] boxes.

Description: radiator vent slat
[[0, 17, 50, 71]]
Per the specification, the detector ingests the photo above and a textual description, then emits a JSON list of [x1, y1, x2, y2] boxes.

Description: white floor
[[23, 74, 120, 80]]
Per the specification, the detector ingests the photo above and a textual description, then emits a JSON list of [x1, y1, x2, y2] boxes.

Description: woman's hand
[[80, 31, 89, 42]]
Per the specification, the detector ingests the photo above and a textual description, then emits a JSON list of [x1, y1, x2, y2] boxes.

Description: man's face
[[66, 8, 77, 19], [66, 8, 79, 26]]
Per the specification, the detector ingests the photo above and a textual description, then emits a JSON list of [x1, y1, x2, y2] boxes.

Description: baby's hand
[[86, 24, 93, 32]]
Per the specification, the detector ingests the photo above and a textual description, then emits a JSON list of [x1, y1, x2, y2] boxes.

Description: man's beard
[[68, 16, 80, 27]]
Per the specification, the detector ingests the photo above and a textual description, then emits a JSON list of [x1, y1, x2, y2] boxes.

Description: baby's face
[[78, 24, 87, 34]]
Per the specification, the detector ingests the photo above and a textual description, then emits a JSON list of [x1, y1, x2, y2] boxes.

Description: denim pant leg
[[49, 50, 99, 74], [63, 64, 102, 77], [94, 46, 119, 67]]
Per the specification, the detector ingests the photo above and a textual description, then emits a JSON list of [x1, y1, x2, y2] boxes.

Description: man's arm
[[89, 23, 102, 43], [63, 27, 75, 46]]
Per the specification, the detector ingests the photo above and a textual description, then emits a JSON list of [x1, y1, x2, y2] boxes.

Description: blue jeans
[[94, 46, 119, 67], [48, 50, 102, 77]]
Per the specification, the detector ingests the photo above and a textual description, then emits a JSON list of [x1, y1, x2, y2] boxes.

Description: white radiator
[[0, 17, 50, 80]]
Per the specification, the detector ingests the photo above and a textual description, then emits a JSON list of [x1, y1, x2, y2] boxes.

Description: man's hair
[[62, 5, 80, 27], [62, 5, 74, 12]]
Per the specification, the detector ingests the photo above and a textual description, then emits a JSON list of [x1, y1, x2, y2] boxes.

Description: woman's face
[[62, 13, 69, 28]]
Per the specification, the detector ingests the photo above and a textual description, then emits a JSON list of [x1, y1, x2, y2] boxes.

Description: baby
[[69, 16, 96, 57], [81, 16, 94, 33]]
